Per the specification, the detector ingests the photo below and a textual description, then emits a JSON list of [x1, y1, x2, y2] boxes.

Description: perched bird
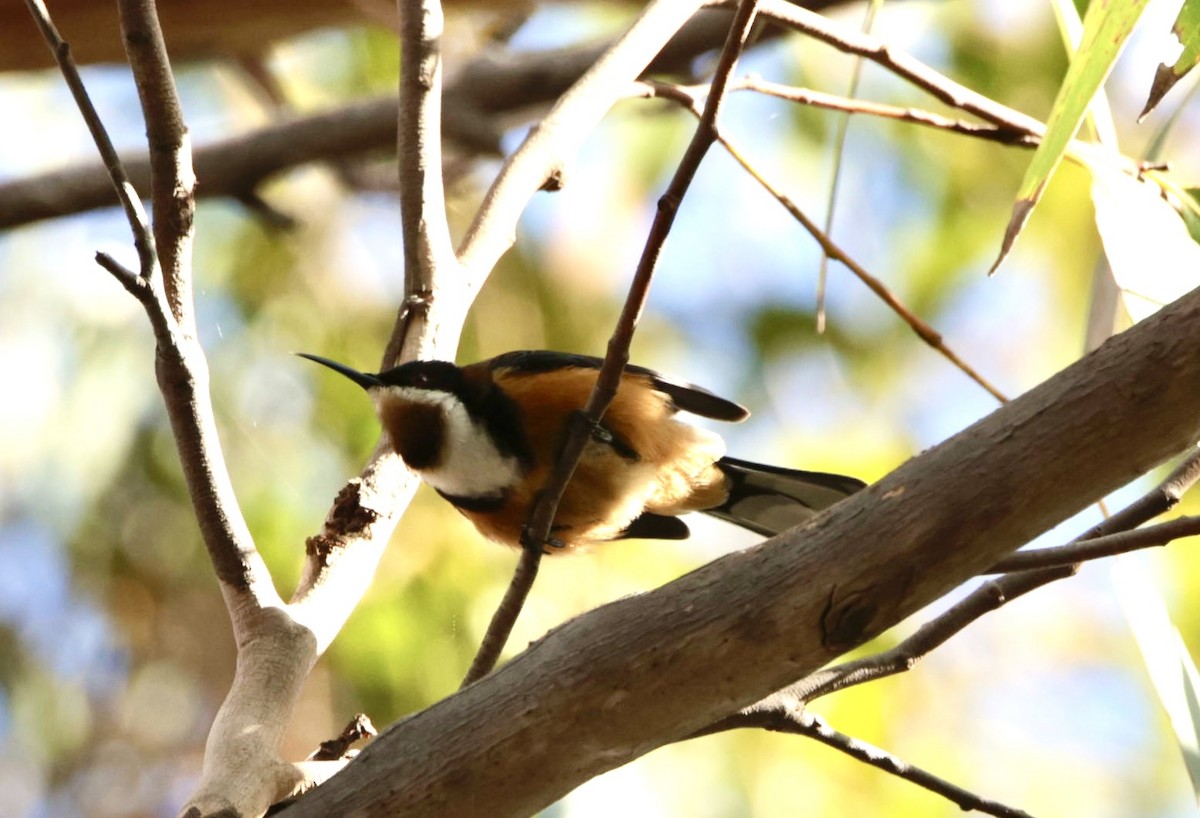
[[300, 350, 864, 550]]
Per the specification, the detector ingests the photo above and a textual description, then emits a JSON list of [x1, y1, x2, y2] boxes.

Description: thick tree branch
[[280, 287, 1200, 816], [117, 0, 195, 328], [787, 446, 1200, 703]]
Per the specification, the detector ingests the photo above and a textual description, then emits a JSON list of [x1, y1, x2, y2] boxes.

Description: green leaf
[[1114, 555, 1200, 801], [1182, 188, 1200, 243], [990, 0, 1153, 274], [1140, 0, 1200, 119]]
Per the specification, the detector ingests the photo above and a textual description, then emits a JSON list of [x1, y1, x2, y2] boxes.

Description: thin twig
[[695, 707, 1035, 817], [816, 0, 881, 335], [989, 514, 1200, 572], [640, 80, 1009, 403], [752, 0, 1147, 184], [22, 0, 156, 278], [740, 78, 1040, 146], [459, 0, 762, 686], [461, 544, 543, 686], [753, 0, 1045, 136]]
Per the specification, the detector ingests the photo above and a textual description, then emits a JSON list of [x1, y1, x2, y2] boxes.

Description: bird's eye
[[411, 372, 429, 387]]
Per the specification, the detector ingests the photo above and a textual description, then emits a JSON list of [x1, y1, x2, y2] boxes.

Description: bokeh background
[[1, 0, 1199, 816]]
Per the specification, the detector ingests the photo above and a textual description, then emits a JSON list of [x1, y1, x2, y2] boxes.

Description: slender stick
[[739, 78, 1039, 146], [22, 0, 156, 278], [461, 544, 543, 686], [694, 708, 1035, 818], [460, 0, 763, 686], [641, 80, 1008, 402], [989, 514, 1200, 572]]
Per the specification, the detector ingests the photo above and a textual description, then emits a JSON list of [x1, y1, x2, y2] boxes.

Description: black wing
[[486, 350, 748, 422], [705, 456, 866, 536]]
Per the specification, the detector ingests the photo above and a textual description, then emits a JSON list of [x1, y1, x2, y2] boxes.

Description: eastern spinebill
[[300, 350, 864, 550]]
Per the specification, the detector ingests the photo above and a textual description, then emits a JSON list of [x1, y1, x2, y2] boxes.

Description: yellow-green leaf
[[991, 0, 1153, 274], [1141, 0, 1200, 119]]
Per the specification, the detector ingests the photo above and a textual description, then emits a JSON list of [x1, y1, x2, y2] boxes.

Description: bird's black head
[[376, 359, 466, 396], [300, 354, 474, 470]]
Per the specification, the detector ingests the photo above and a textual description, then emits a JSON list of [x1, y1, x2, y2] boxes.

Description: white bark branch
[[456, 0, 707, 276]]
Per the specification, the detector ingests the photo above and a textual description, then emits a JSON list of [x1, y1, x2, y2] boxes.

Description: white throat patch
[[376, 386, 523, 499]]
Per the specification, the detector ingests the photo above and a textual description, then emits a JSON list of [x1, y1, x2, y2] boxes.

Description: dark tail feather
[[704, 456, 865, 537]]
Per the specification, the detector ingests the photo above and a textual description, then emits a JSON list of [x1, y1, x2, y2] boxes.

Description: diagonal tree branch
[[21, 0, 156, 277], [639, 79, 1009, 402], [0, 5, 754, 230], [787, 445, 1200, 704], [692, 706, 1035, 818], [681, 452, 1200, 814], [989, 513, 1200, 572]]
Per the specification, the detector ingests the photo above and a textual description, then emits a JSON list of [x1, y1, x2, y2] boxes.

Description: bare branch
[[752, 0, 1146, 182], [989, 514, 1200, 572], [695, 707, 1035, 818], [22, 0, 155, 276], [739, 77, 1040, 146], [461, 544, 543, 686], [117, 0, 195, 329], [640, 80, 1009, 402], [393, 0, 460, 368], [753, 0, 1044, 135], [989, 446, 1200, 572]]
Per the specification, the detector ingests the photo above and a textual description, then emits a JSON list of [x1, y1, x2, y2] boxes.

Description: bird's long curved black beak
[[297, 353, 383, 390]]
